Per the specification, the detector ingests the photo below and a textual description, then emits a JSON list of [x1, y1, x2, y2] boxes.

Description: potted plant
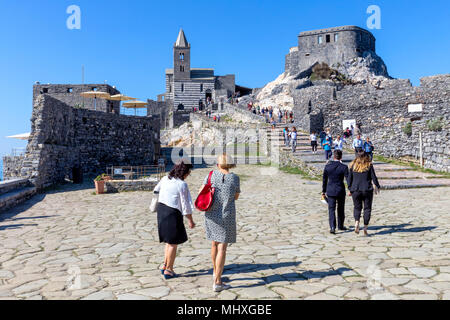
[[94, 174, 108, 194]]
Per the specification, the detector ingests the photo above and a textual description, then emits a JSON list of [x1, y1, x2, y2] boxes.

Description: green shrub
[[426, 117, 444, 132], [402, 122, 412, 136]]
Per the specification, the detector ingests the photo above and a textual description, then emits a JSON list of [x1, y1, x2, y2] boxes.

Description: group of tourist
[[283, 127, 299, 152], [246, 103, 294, 125], [153, 154, 240, 292], [309, 129, 375, 161]]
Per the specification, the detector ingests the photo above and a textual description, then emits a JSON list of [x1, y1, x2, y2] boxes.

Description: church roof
[[175, 29, 189, 47]]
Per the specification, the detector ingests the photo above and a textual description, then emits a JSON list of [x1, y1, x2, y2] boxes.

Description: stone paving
[[0, 165, 449, 300]]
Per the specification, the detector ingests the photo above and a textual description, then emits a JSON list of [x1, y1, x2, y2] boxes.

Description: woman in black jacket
[[347, 152, 381, 236]]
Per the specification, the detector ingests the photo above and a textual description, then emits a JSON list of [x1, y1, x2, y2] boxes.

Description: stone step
[[380, 179, 450, 189], [0, 178, 30, 196], [0, 186, 37, 213]]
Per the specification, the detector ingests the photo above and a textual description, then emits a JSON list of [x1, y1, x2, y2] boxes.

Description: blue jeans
[[325, 149, 332, 160], [291, 140, 297, 152]]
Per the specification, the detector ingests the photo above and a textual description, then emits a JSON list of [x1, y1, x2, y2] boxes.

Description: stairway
[[0, 178, 37, 213], [265, 126, 450, 189]]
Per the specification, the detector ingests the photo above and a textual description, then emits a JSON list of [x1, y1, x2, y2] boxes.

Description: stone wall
[[291, 74, 450, 172], [5, 94, 160, 189], [286, 26, 378, 76], [33, 84, 121, 114]]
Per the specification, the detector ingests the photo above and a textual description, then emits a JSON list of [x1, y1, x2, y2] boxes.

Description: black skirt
[[157, 202, 188, 245]]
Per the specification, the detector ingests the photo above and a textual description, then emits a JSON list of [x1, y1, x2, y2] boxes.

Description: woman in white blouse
[[153, 161, 195, 279]]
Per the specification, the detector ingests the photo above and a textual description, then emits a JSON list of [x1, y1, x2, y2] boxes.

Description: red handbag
[[195, 171, 215, 211]]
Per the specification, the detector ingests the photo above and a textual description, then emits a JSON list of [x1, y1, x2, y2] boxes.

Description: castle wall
[[33, 84, 121, 114], [286, 26, 376, 75], [6, 95, 160, 189], [215, 75, 236, 98], [291, 75, 450, 172]]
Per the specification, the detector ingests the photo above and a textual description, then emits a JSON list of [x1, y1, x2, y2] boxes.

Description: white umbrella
[[6, 133, 30, 140], [108, 94, 137, 114], [122, 101, 148, 116], [80, 91, 111, 110]]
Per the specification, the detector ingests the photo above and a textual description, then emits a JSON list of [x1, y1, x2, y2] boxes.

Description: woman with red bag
[[198, 154, 241, 292], [153, 161, 195, 279]]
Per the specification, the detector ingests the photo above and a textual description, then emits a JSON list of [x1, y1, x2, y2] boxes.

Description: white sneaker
[[213, 283, 231, 292]]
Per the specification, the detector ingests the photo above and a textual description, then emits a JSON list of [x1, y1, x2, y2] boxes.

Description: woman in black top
[[347, 152, 381, 236]]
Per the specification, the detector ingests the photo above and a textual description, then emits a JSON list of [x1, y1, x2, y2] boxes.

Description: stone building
[[285, 26, 379, 76], [33, 83, 121, 113], [163, 29, 236, 110]]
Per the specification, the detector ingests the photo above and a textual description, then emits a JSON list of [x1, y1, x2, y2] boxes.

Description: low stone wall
[[278, 149, 321, 177], [105, 180, 158, 193], [5, 94, 161, 189]]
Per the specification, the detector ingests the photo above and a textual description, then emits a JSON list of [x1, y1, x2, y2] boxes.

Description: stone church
[[164, 29, 236, 110]]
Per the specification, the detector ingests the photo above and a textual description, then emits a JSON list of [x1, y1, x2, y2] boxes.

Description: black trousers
[[352, 191, 374, 225], [327, 195, 346, 231]]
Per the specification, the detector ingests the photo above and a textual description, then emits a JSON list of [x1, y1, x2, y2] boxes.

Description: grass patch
[[278, 166, 321, 181], [373, 154, 450, 178]]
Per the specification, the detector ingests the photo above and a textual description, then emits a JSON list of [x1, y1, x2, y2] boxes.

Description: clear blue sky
[[0, 0, 449, 156]]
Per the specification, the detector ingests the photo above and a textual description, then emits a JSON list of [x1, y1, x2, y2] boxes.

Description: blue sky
[[0, 0, 449, 157]]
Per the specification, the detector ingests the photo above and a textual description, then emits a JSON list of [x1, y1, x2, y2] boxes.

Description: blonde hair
[[217, 154, 236, 170], [350, 153, 371, 173]]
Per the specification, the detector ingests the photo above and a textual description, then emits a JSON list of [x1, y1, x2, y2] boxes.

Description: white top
[[310, 134, 317, 141], [334, 139, 343, 150], [153, 176, 194, 216]]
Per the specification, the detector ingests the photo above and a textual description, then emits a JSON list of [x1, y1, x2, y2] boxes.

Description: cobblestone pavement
[[0, 165, 449, 300]]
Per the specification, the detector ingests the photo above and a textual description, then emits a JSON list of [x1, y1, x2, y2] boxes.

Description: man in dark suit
[[322, 150, 349, 234]]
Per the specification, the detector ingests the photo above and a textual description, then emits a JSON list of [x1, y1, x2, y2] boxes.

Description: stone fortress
[[244, 25, 449, 172], [3, 83, 161, 190], [285, 25, 386, 77]]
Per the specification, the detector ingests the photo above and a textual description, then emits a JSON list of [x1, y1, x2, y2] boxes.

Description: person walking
[[200, 154, 241, 292], [319, 130, 327, 148], [283, 127, 290, 147], [153, 161, 195, 279], [290, 127, 298, 153], [278, 109, 283, 123], [347, 152, 381, 236], [333, 135, 344, 151], [322, 150, 349, 234], [310, 131, 318, 153], [289, 111, 294, 123], [363, 137, 374, 161], [352, 134, 364, 154], [322, 135, 332, 160]]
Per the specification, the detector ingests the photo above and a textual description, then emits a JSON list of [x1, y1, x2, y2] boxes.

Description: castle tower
[[173, 28, 191, 81]]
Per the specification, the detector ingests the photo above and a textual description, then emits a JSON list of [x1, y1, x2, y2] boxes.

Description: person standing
[[319, 130, 327, 148], [347, 152, 381, 236], [153, 161, 195, 279], [310, 131, 318, 153], [290, 127, 298, 153], [363, 137, 374, 161], [334, 135, 344, 151], [322, 150, 349, 234], [289, 111, 294, 123], [283, 127, 290, 147], [322, 135, 332, 160], [201, 154, 240, 292], [352, 134, 363, 154]]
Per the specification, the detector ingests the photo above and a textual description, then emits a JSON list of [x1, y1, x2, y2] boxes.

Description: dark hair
[[334, 149, 343, 160], [168, 161, 193, 180]]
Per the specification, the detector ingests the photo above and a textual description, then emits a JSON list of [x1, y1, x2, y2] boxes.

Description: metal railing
[[106, 164, 165, 181]]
